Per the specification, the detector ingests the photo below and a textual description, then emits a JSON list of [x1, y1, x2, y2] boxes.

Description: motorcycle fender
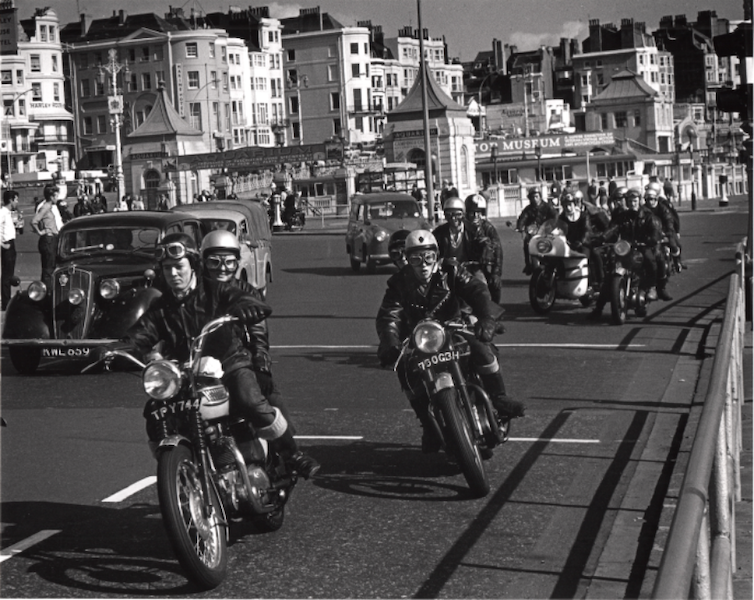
[[430, 372, 455, 395], [157, 434, 192, 452], [614, 264, 627, 276]]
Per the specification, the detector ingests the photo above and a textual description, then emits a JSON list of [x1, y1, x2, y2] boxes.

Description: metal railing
[[651, 240, 748, 599]]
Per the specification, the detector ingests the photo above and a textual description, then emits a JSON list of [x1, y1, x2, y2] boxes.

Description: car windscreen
[[59, 226, 161, 259], [365, 200, 420, 221], [201, 219, 238, 235]]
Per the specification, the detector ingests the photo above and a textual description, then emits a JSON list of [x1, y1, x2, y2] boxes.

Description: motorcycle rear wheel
[[528, 267, 556, 314], [610, 274, 628, 325], [436, 388, 490, 498], [157, 444, 228, 590]]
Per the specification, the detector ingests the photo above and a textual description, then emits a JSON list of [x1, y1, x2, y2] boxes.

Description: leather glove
[[255, 370, 275, 396], [379, 345, 401, 368], [474, 317, 497, 343], [229, 302, 267, 326]]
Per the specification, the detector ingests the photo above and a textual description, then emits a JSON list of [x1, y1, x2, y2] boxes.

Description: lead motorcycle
[[394, 313, 508, 498], [608, 240, 654, 325], [85, 315, 297, 590]]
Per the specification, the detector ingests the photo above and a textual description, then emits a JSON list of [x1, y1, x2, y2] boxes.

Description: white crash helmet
[[645, 181, 663, 198], [442, 197, 465, 214], [200, 229, 241, 259], [404, 229, 438, 255]]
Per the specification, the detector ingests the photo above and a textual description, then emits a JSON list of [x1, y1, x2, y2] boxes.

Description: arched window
[[407, 148, 426, 170], [144, 169, 161, 209], [460, 145, 469, 188]]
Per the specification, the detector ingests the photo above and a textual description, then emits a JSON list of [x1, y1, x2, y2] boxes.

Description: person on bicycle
[[376, 230, 524, 453], [125, 233, 320, 478]]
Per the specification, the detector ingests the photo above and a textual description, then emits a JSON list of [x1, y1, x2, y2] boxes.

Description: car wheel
[[9, 347, 41, 375]]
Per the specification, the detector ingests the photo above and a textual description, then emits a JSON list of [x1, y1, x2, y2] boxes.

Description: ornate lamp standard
[[99, 49, 129, 202]]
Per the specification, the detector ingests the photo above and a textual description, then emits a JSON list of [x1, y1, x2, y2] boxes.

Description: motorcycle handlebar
[[81, 349, 147, 373]]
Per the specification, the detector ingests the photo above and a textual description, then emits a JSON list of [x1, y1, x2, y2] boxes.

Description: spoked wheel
[[528, 267, 556, 314], [610, 274, 628, 325], [157, 445, 228, 590], [436, 388, 490, 498]]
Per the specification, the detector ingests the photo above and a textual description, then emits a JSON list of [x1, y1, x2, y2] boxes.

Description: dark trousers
[[1, 240, 16, 310], [38, 235, 57, 290]]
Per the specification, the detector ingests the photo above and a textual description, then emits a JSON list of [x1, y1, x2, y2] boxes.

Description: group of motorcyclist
[[95, 176, 682, 478]]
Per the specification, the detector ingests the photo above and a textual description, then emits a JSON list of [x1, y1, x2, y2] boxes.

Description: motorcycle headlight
[[413, 320, 446, 354], [143, 360, 182, 400], [68, 288, 86, 305], [536, 239, 553, 254], [27, 281, 47, 301], [99, 279, 120, 300], [375, 230, 388, 242], [614, 240, 631, 257]]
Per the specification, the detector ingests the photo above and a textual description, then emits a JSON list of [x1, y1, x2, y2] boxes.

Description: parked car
[[345, 193, 429, 272], [1, 211, 203, 375], [171, 199, 272, 293]]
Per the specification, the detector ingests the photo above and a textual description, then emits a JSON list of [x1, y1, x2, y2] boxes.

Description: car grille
[[53, 268, 93, 339]]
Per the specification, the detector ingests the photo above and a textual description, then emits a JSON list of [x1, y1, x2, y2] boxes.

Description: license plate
[[416, 351, 459, 371], [148, 399, 201, 422], [42, 347, 91, 358]]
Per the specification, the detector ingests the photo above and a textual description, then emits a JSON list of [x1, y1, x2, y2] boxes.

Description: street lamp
[[477, 71, 495, 134], [535, 143, 542, 182], [98, 49, 129, 203], [2, 88, 34, 187]]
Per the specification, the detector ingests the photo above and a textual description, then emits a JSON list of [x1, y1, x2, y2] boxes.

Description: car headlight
[[413, 320, 446, 354], [614, 240, 631, 257], [374, 230, 388, 242], [100, 279, 120, 300], [68, 288, 86, 305], [536, 239, 553, 254], [27, 281, 47, 301], [143, 360, 182, 400]]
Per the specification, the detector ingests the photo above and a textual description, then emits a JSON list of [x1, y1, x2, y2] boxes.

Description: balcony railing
[[34, 133, 71, 144], [347, 103, 384, 116]]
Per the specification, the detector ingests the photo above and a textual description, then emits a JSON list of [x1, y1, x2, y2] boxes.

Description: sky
[[38, 0, 747, 61]]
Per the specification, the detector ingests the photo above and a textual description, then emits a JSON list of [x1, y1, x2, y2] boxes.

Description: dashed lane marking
[[270, 344, 646, 350], [0, 530, 61, 563], [101, 476, 157, 503]]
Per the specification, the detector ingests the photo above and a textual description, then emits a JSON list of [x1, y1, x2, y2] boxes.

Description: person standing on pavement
[[1, 190, 19, 310], [30, 185, 62, 290]]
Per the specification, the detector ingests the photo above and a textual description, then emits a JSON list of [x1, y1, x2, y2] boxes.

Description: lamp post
[[688, 130, 698, 211], [535, 143, 542, 182], [477, 71, 494, 134], [491, 145, 498, 184], [99, 48, 129, 203]]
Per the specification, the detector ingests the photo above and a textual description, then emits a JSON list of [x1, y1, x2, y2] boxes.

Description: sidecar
[[2, 212, 203, 374]]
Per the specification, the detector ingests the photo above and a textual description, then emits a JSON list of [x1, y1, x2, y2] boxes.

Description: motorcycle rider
[[388, 229, 410, 269], [557, 192, 601, 292], [516, 187, 558, 274], [433, 197, 490, 273], [588, 187, 667, 319], [124, 233, 320, 479], [376, 230, 524, 453], [646, 181, 684, 271], [465, 193, 504, 303]]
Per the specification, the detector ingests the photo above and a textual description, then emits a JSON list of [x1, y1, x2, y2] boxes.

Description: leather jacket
[[125, 277, 271, 372], [516, 201, 558, 231], [376, 261, 499, 364], [603, 207, 662, 248], [433, 220, 487, 265], [476, 219, 503, 277], [645, 201, 676, 236], [557, 211, 592, 250], [229, 279, 273, 373]]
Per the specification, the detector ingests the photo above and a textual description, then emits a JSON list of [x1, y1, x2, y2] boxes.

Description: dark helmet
[[611, 186, 628, 201], [388, 229, 410, 254], [464, 193, 487, 217], [156, 232, 201, 271], [527, 187, 542, 201]]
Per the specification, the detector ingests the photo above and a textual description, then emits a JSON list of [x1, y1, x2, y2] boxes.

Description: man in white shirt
[[31, 185, 62, 289], [1, 190, 19, 310]]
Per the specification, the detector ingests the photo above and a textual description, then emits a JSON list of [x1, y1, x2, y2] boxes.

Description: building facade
[[0, 2, 75, 183]]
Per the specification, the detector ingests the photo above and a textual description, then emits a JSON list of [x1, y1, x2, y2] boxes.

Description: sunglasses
[[155, 242, 195, 261], [407, 250, 438, 266], [205, 255, 239, 270]]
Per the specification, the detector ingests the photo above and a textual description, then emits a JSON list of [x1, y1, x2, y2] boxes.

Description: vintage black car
[[2, 211, 203, 374]]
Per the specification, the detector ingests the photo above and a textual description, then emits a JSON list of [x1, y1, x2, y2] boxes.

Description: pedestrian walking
[[1, 190, 19, 310]]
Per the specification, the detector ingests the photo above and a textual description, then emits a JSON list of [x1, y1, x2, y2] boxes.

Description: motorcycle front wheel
[[528, 267, 556, 314], [436, 388, 490, 498], [610, 274, 629, 325], [157, 444, 228, 590]]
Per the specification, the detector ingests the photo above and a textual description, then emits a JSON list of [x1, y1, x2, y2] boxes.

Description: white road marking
[[0, 530, 61, 563], [271, 344, 645, 350], [295, 435, 363, 440], [509, 437, 601, 444], [101, 476, 157, 503]]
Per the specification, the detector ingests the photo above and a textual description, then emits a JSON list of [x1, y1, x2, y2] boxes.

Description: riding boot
[[478, 372, 526, 418], [657, 278, 673, 301], [261, 408, 320, 479], [408, 395, 441, 453]]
